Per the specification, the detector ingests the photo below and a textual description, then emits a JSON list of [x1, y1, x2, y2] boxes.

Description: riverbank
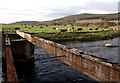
[[62, 37, 119, 64], [1, 24, 120, 42], [34, 29, 120, 43]]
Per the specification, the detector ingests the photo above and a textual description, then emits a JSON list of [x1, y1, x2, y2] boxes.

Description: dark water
[[62, 37, 119, 64], [0, 28, 2, 82], [15, 46, 95, 82]]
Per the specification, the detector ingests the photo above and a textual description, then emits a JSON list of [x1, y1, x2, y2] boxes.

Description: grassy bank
[[1, 24, 120, 42], [34, 30, 120, 42]]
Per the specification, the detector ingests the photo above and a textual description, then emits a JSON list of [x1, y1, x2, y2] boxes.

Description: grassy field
[[1, 24, 110, 33], [1, 24, 120, 42]]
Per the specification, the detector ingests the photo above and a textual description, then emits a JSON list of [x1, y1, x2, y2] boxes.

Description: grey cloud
[[44, 1, 118, 19], [0, 11, 36, 16], [82, 1, 118, 12], [1, 1, 118, 22], [13, 13, 35, 16], [19, 9, 39, 13], [1, 9, 38, 16], [45, 6, 81, 18], [118, 1, 120, 12], [0, 8, 10, 11]]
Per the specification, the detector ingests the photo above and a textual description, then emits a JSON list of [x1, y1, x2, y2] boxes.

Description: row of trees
[[75, 21, 118, 28], [78, 16, 119, 21], [52, 17, 119, 27]]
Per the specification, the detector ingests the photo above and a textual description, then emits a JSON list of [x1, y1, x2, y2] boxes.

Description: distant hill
[[11, 21, 40, 25], [12, 13, 119, 25]]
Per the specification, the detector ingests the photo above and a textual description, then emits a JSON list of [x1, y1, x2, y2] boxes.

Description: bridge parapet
[[5, 34, 18, 82], [16, 30, 120, 81]]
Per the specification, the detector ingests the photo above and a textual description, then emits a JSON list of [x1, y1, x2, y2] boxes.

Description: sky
[[0, 0, 119, 23]]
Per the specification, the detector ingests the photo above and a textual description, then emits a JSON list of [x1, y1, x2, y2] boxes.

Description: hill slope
[[12, 13, 119, 25]]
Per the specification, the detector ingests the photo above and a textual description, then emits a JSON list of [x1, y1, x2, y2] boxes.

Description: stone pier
[[3, 33, 34, 82], [10, 38, 34, 59], [3, 33, 34, 59]]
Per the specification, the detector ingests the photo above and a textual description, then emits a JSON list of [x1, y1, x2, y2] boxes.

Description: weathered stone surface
[[16, 30, 120, 81]]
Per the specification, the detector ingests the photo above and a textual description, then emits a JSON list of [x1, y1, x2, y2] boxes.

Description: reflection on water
[[62, 37, 119, 64], [15, 47, 95, 82]]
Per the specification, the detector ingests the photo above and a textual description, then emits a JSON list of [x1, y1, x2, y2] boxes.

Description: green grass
[[1, 24, 110, 33], [34, 30, 120, 42], [1, 24, 120, 42]]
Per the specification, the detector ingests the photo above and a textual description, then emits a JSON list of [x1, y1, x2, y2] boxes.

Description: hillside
[[11, 21, 40, 25], [12, 13, 119, 25]]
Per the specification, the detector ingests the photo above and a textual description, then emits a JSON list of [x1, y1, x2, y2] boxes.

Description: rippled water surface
[[15, 47, 95, 82], [62, 37, 119, 64], [3, 34, 119, 82]]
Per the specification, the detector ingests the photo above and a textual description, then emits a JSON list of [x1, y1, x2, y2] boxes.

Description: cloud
[[43, 1, 118, 18], [74, 1, 118, 14], [0, 0, 119, 23], [82, 1, 118, 12], [119, 1, 120, 12], [45, 6, 81, 17]]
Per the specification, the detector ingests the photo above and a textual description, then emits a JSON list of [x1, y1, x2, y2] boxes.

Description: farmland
[[1, 24, 109, 33], [1, 24, 120, 42]]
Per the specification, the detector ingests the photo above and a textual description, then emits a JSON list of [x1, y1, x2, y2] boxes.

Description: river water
[[62, 37, 120, 64], [15, 47, 96, 82], [0, 27, 2, 82], [3, 34, 119, 82], [1, 30, 96, 82]]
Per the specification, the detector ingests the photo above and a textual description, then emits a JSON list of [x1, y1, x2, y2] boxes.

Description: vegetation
[[1, 13, 119, 42], [1, 24, 120, 42], [12, 13, 119, 26], [34, 30, 120, 43]]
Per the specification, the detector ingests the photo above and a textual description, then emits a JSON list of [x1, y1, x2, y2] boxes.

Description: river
[[14, 46, 96, 82], [0, 27, 2, 82], [2, 35, 119, 82], [62, 37, 120, 64], [1, 30, 96, 82]]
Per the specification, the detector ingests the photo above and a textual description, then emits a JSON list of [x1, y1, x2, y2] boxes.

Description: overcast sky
[[0, 0, 119, 23]]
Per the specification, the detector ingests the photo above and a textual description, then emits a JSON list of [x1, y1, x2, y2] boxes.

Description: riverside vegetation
[[1, 24, 120, 42]]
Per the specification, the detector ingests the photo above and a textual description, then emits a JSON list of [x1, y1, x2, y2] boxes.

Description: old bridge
[[3, 30, 120, 82]]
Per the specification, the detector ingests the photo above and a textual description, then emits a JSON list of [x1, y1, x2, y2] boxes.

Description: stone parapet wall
[[16, 30, 120, 81]]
